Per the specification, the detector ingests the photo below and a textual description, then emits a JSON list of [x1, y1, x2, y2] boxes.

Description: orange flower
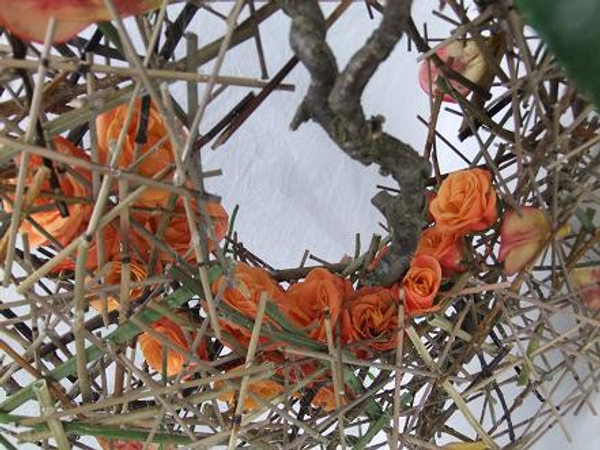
[[498, 207, 550, 276], [97, 437, 174, 450], [9, 137, 92, 248], [139, 316, 208, 377], [96, 101, 176, 210], [401, 254, 442, 316], [284, 268, 353, 342], [89, 259, 152, 313], [0, 0, 161, 44], [212, 262, 285, 347], [570, 267, 600, 311], [429, 168, 497, 235], [419, 40, 487, 102], [416, 226, 466, 276], [216, 372, 284, 412], [52, 224, 120, 272], [149, 200, 228, 263], [345, 287, 398, 355], [311, 385, 348, 412]]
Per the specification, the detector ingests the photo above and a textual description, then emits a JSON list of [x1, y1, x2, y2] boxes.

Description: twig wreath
[[0, 1, 599, 450]]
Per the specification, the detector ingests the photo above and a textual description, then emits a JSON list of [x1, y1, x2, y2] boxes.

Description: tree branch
[[282, 0, 430, 285]]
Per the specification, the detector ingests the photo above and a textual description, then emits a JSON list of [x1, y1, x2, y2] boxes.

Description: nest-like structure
[[0, 1, 599, 449]]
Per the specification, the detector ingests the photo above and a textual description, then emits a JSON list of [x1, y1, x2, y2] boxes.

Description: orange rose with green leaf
[[212, 262, 285, 347]]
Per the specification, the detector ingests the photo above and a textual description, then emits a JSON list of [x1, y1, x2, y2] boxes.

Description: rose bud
[[418, 40, 487, 102], [570, 267, 600, 311], [400, 254, 442, 316], [0, 0, 161, 44], [498, 207, 550, 276]]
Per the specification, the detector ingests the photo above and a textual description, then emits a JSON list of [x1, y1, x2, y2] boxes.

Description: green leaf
[[516, 0, 600, 108], [344, 370, 383, 420], [96, 22, 124, 54], [352, 408, 392, 450]]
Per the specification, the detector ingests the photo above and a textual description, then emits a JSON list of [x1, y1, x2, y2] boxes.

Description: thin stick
[[226, 292, 268, 450]]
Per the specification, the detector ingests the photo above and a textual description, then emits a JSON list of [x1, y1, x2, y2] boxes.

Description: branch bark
[[282, 0, 430, 285]]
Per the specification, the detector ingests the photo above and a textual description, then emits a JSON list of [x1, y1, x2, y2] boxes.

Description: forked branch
[[282, 0, 430, 285]]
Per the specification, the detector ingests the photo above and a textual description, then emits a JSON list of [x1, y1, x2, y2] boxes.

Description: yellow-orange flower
[[139, 316, 208, 377], [498, 206, 550, 276], [401, 254, 442, 316], [430, 168, 497, 235], [212, 262, 285, 347], [283, 268, 353, 342], [419, 40, 487, 102], [216, 369, 284, 412], [570, 267, 600, 311], [345, 287, 398, 355], [0, 0, 161, 44], [416, 226, 465, 276], [89, 259, 152, 313]]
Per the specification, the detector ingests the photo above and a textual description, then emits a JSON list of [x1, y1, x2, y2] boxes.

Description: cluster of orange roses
[[6, 101, 228, 315]]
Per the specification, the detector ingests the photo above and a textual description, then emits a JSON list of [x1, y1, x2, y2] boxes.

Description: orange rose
[[498, 207, 550, 276], [0, 0, 161, 44], [8, 137, 92, 248], [212, 262, 285, 347], [138, 316, 208, 377], [52, 224, 120, 272], [416, 226, 466, 276], [89, 259, 153, 313], [401, 254, 442, 316], [429, 168, 497, 234], [344, 287, 398, 355], [570, 267, 600, 311], [419, 40, 487, 102], [149, 200, 228, 263], [283, 268, 353, 342], [96, 101, 176, 210], [216, 371, 284, 412]]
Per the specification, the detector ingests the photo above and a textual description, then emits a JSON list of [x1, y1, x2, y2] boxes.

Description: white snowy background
[[1, 1, 599, 448]]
